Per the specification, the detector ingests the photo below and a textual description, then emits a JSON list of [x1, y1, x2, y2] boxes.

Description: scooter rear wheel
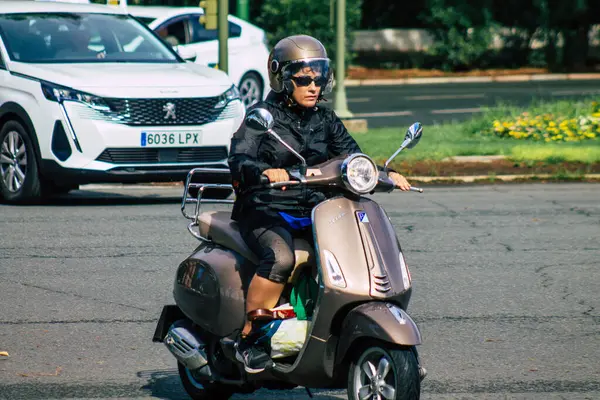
[[177, 362, 235, 400], [347, 343, 420, 400]]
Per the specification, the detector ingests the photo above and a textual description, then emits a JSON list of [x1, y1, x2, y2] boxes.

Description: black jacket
[[228, 92, 361, 229]]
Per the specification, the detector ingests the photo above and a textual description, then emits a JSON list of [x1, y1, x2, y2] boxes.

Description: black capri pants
[[241, 224, 310, 284]]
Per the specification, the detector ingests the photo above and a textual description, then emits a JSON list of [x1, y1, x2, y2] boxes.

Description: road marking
[[348, 97, 371, 103], [551, 89, 600, 96], [406, 94, 486, 101], [353, 110, 413, 118], [431, 107, 483, 114]]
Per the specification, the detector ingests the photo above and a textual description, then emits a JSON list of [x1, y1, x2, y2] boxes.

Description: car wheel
[[0, 120, 42, 204], [239, 72, 263, 109], [348, 343, 420, 400]]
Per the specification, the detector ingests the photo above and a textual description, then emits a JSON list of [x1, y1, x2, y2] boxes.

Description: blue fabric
[[279, 212, 312, 230], [255, 320, 283, 344]]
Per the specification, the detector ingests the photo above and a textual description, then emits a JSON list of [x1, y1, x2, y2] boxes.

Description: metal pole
[[333, 0, 353, 118], [218, 0, 228, 74], [236, 0, 249, 21]]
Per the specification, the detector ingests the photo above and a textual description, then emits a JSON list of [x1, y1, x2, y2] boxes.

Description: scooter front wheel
[[347, 343, 420, 400], [177, 362, 235, 400]]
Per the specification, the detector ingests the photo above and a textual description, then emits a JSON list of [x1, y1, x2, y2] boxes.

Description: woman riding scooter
[[228, 34, 412, 374]]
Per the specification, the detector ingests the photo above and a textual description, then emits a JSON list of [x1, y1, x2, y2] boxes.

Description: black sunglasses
[[290, 76, 328, 87]]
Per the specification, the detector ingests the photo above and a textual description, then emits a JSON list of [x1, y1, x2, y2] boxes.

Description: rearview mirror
[[405, 122, 423, 149], [245, 108, 274, 132], [245, 108, 307, 175], [383, 121, 424, 171]]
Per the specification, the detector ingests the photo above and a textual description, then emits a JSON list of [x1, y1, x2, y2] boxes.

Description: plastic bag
[[268, 318, 309, 359]]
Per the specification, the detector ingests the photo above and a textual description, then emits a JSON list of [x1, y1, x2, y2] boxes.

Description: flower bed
[[490, 102, 600, 142]]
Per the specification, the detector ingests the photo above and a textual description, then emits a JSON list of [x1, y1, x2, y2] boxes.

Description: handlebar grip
[[409, 186, 424, 193], [270, 181, 300, 189], [259, 174, 299, 189]]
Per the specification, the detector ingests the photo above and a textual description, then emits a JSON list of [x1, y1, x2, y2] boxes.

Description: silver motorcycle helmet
[[267, 35, 334, 98]]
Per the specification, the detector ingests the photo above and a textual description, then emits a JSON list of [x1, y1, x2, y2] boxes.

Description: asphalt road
[[325, 79, 600, 128], [1, 183, 599, 399]]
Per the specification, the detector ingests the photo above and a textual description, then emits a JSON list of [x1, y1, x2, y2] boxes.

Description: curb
[[345, 73, 600, 87], [410, 173, 600, 183]]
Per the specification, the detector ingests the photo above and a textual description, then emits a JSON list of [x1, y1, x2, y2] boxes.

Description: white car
[[126, 6, 270, 109], [0, 1, 245, 203]]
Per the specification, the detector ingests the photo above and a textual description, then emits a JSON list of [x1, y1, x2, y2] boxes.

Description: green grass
[[354, 98, 600, 164]]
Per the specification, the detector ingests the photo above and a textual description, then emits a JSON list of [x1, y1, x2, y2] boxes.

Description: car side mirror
[[174, 45, 196, 61]]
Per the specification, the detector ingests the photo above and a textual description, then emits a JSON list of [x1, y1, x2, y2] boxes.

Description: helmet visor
[[281, 58, 330, 83]]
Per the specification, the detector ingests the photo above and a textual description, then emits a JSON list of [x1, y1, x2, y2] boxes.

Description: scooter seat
[[197, 211, 315, 283]]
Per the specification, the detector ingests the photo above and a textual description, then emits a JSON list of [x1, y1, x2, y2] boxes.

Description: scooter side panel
[[173, 243, 250, 338], [278, 196, 415, 386], [274, 197, 372, 386], [312, 195, 372, 295]]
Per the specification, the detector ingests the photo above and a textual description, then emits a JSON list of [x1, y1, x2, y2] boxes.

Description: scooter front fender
[[336, 302, 421, 363]]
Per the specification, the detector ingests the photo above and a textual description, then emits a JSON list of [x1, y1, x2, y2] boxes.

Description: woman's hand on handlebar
[[262, 169, 290, 183], [388, 172, 411, 191]]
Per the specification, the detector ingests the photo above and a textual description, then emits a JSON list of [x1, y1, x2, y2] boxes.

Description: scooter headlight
[[341, 154, 379, 194]]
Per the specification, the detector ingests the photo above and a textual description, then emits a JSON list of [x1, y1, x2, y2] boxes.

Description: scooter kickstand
[[305, 387, 313, 398]]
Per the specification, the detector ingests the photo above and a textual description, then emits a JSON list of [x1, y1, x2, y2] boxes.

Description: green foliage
[[422, 0, 496, 71], [413, 0, 600, 71], [256, 0, 363, 71]]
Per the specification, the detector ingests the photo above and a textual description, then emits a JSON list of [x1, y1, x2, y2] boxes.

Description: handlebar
[[260, 173, 423, 193]]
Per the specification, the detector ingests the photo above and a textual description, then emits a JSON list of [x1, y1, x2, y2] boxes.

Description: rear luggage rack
[[181, 167, 235, 241]]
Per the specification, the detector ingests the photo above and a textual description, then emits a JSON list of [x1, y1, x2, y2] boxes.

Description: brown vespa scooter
[[152, 108, 426, 400]]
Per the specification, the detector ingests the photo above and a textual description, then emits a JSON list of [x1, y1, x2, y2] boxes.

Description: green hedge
[[255, 0, 363, 71]]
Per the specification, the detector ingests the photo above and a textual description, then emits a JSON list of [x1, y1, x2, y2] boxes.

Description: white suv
[[0, 1, 244, 203], [126, 6, 270, 109]]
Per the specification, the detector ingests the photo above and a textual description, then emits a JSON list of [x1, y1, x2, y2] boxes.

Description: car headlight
[[215, 85, 240, 109], [341, 154, 379, 194], [41, 82, 111, 112]]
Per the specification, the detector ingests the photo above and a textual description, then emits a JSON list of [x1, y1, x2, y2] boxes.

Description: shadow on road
[[5, 191, 183, 207], [136, 368, 347, 400], [138, 369, 189, 400]]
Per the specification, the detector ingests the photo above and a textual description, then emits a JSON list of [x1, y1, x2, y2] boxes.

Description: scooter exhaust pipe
[[164, 320, 209, 371]]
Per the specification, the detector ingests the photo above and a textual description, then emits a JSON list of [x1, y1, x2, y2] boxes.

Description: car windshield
[[0, 12, 180, 63]]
